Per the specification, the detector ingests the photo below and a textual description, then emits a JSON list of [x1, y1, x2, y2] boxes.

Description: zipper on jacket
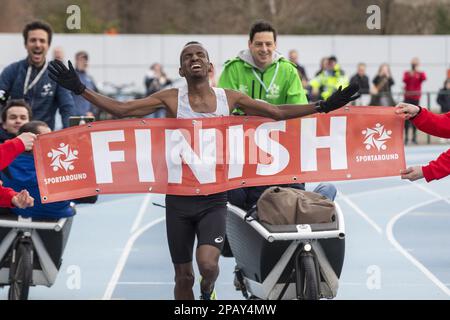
[[259, 71, 264, 99], [251, 80, 255, 99]]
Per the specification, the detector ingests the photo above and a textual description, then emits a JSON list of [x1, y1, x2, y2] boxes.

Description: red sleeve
[[412, 108, 450, 138], [422, 149, 450, 182], [421, 72, 426, 82], [0, 137, 25, 170], [403, 72, 408, 83], [0, 185, 17, 208]]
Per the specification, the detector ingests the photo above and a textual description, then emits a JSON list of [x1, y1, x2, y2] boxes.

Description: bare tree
[[0, 0, 31, 32], [0, 0, 447, 35]]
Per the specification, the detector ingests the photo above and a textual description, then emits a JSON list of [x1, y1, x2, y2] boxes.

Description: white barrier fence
[[0, 33, 449, 109]]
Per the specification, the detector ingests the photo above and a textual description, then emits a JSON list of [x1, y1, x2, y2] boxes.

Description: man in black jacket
[[350, 63, 370, 95]]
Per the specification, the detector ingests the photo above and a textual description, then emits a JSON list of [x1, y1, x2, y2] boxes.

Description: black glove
[[0, 89, 9, 107], [315, 83, 360, 113], [48, 60, 86, 95]]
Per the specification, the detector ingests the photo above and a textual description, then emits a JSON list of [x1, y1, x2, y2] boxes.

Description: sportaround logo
[[266, 84, 280, 99], [362, 123, 392, 151], [48, 143, 79, 172]]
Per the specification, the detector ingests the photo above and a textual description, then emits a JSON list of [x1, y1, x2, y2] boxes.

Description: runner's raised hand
[[48, 60, 86, 95], [316, 83, 360, 113]]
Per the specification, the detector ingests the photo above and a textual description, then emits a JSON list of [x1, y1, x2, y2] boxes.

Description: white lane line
[[409, 182, 450, 205], [333, 177, 398, 186], [386, 198, 450, 297], [102, 216, 166, 300], [130, 194, 152, 233], [117, 281, 175, 285], [347, 184, 410, 198], [115, 281, 234, 285], [114, 280, 450, 287], [75, 195, 145, 215], [337, 191, 383, 234], [340, 282, 448, 287]]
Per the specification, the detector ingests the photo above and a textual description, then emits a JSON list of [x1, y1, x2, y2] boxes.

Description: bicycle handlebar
[[102, 81, 136, 91], [0, 217, 67, 231]]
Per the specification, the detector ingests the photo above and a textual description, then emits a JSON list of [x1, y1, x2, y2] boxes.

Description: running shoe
[[199, 277, 217, 300]]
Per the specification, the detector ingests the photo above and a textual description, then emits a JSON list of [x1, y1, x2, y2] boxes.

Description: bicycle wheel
[[8, 242, 33, 300], [296, 253, 319, 300]]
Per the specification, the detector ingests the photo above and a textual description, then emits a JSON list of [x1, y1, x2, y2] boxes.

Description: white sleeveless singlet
[[176, 85, 230, 119]]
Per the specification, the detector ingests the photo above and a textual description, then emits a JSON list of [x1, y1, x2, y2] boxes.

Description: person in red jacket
[[403, 58, 427, 145], [0, 131, 36, 208], [395, 102, 449, 182]]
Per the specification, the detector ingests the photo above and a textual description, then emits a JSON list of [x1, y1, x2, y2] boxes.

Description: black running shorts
[[165, 192, 227, 264]]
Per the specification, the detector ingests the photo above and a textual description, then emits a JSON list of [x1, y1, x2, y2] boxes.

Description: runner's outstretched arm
[[48, 59, 167, 118], [228, 84, 360, 120], [81, 88, 168, 117]]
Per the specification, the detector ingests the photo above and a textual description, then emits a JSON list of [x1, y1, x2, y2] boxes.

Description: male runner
[[48, 42, 359, 300]]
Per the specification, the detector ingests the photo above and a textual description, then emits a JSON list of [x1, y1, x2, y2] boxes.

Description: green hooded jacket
[[218, 49, 308, 114]]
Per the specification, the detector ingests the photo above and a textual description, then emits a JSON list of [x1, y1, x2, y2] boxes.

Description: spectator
[[0, 21, 75, 130], [219, 20, 308, 115], [315, 57, 328, 77], [1, 103, 97, 208], [144, 63, 172, 118], [369, 63, 395, 107], [437, 78, 450, 114], [0, 98, 37, 168], [288, 49, 310, 99], [403, 57, 427, 145], [0, 99, 32, 142], [52, 46, 65, 62], [145, 63, 172, 95], [350, 63, 370, 94], [396, 103, 449, 182], [288, 49, 308, 83], [219, 24, 341, 289], [1, 121, 75, 219], [349, 63, 370, 105], [310, 55, 349, 101], [72, 51, 98, 117], [0, 120, 74, 281], [219, 20, 336, 213], [0, 103, 36, 209]]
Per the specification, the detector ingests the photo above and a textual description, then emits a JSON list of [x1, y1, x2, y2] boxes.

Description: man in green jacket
[[218, 20, 337, 209], [218, 20, 308, 115]]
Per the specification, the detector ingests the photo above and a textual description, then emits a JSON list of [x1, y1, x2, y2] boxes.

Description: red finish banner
[[34, 107, 406, 203]]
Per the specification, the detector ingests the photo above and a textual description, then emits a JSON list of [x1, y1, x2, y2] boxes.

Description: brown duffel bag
[[257, 186, 335, 225]]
